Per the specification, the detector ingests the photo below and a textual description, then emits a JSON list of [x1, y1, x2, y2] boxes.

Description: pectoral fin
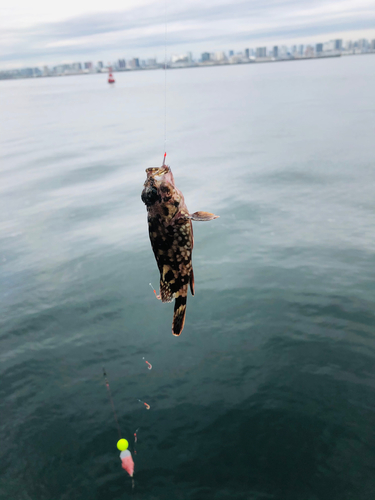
[[188, 211, 219, 221]]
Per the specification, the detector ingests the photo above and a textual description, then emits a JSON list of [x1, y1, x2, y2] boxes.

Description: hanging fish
[[141, 160, 219, 336]]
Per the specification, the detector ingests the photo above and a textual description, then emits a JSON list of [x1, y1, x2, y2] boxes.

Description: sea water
[[1, 55, 375, 500]]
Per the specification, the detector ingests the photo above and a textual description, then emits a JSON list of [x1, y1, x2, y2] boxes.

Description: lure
[[149, 282, 160, 300], [142, 357, 152, 370], [138, 399, 150, 410]]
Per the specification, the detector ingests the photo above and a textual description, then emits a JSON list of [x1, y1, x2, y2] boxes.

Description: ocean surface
[[1, 55, 375, 500]]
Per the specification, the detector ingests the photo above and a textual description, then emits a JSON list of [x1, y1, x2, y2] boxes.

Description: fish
[[141, 163, 219, 336]]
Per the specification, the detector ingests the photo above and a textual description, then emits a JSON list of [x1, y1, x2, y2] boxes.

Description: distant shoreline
[[1, 51, 374, 81]]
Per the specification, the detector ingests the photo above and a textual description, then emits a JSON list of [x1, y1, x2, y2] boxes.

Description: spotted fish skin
[[141, 165, 218, 336]]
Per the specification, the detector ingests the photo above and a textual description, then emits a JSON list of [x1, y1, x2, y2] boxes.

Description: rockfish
[[141, 163, 218, 336]]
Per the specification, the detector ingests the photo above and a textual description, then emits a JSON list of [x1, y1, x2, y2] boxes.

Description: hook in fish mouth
[[145, 166, 170, 178]]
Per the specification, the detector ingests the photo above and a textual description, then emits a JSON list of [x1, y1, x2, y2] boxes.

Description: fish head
[[145, 165, 175, 187], [142, 165, 181, 208]]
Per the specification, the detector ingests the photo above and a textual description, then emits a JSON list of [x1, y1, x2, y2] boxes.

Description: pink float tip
[[121, 455, 134, 477]]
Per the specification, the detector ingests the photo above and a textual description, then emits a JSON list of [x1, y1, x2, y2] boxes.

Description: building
[[358, 39, 369, 51], [118, 59, 126, 69], [201, 52, 210, 62], [146, 58, 157, 66], [279, 46, 288, 58], [298, 44, 304, 55], [273, 46, 278, 58], [324, 40, 342, 52], [97, 61, 104, 69], [305, 45, 314, 57], [129, 58, 140, 68], [316, 43, 323, 54], [72, 62, 82, 71], [334, 39, 343, 51], [53, 64, 73, 75], [20, 68, 34, 77], [371, 40, 375, 50], [171, 54, 189, 63], [84, 62, 93, 70], [323, 41, 333, 52], [256, 47, 267, 58], [244, 48, 250, 58], [214, 51, 226, 62], [229, 50, 234, 57]]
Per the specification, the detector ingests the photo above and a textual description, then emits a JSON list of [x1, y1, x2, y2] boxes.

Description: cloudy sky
[[1, 0, 375, 68]]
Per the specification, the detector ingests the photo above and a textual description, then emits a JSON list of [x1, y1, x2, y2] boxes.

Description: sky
[[1, 0, 375, 69]]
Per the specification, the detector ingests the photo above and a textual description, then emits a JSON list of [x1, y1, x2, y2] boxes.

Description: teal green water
[[1, 55, 375, 500]]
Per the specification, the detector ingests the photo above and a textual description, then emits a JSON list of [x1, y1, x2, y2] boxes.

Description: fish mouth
[[146, 166, 170, 178]]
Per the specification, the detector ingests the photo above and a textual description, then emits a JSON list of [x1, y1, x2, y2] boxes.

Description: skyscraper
[[214, 51, 226, 62], [305, 45, 314, 57], [201, 52, 210, 62], [273, 46, 278, 58], [334, 39, 343, 51], [256, 47, 267, 58], [129, 58, 140, 68], [245, 48, 250, 58], [359, 39, 369, 51], [316, 43, 323, 54]]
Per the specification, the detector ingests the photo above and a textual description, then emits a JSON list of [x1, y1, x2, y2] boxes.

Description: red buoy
[[108, 67, 115, 84]]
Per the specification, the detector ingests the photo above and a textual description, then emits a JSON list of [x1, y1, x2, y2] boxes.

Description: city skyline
[[1, 35, 374, 80], [1, 0, 375, 69]]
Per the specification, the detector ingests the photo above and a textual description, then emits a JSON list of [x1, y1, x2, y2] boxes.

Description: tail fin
[[172, 287, 188, 336]]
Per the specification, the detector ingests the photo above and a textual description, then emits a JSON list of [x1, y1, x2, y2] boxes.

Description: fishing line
[[133, 428, 140, 454], [163, 0, 167, 162], [76, 260, 123, 439], [77, 261, 153, 448], [103, 368, 122, 439]]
